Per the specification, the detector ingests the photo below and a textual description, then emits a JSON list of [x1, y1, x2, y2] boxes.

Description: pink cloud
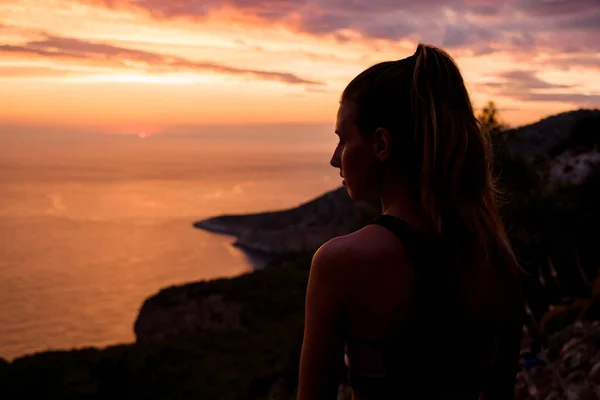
[[75, 0, 598, 55], [0, 35, 323, 85]]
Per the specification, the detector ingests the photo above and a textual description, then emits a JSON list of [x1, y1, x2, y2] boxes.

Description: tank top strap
[[368, 214, 432, 262], [369, 214, 416, 238], [368, 214, 455, 296]]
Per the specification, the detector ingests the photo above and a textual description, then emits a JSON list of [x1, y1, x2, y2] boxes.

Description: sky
[[1, 0, 599, 135]]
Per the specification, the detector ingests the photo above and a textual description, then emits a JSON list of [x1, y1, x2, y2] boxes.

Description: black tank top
[[345, 214, 488, 398]]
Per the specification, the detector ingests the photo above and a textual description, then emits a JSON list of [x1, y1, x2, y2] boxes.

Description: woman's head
[[331, 43, 518, 268]]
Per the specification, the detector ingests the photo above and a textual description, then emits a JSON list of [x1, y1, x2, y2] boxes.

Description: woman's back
[[341, 215, 524, 399], [297, 43, 524, 400]]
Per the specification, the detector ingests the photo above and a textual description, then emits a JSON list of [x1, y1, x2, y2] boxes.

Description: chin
[[344, 185, 368, 201], [344, 182, 379, 203]]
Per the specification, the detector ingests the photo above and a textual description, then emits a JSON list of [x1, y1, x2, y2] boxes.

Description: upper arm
[[297, 241, 348, 400]]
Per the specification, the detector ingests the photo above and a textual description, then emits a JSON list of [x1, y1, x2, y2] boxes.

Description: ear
[[372, 127, 392, 162]]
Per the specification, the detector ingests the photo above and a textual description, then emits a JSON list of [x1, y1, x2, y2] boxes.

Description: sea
[[0, 124, 340, 360]]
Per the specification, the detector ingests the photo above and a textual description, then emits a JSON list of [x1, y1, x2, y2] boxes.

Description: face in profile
[[330, 102, 383, 201]]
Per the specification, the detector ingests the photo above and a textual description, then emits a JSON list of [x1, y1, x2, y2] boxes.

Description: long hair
[[341, 43, 519, 271]]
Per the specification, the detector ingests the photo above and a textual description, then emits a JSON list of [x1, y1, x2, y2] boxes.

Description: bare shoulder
[[309, 224, 416, 320], [311, 224, 407, 279]]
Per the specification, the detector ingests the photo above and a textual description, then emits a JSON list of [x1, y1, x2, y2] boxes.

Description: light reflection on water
[[0, 130, 340, 360]]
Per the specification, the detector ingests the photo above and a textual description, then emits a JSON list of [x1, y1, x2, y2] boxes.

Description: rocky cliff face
[[504, 109, 600, 188], [194, 187, 379, 256], [136, 186, 379, 344]]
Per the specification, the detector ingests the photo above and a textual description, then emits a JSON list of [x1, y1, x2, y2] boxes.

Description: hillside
[[194, 186, 379, 256], [1, 109, 599, 399], [192, 108, 600, 260], [503, 109, 600, 186]]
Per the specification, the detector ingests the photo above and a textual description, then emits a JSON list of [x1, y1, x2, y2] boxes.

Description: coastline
[[193, 186, 379, 256], [1, 109, 599, 398]]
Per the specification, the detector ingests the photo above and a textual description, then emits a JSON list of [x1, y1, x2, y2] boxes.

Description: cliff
[[4, 279, 600, 400], [193, 109, 600, 258], [134, 254, 313, 343], [194, 186, 380, 256], [0, 256, 313, 400], [503, 109, 600, 187]]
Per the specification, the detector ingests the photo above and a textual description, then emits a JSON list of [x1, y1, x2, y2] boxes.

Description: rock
[[544, 391, 565, 400], [588, 362, 600, 384], [561, 338, 582, 356], [562, 349, 583, 373], [564, 370, 586, 385], [504, 109, 600, 188], [505, 109, 599, 161], [517, 319, 600, 400], [565, 383, 597, 400], [514, 383, 530, 400]]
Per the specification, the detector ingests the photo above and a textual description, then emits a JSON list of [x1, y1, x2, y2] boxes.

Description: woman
[[297, 43, 524, 399]]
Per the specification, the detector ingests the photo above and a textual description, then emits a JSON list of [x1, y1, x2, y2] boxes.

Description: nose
[[330, 146, 341, 169]]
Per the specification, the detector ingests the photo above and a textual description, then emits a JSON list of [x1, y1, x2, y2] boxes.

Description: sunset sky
[[1, 0, 599, 134]]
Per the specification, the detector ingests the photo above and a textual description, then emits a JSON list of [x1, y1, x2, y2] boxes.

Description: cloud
[[498, 70, 573, 90], [479, 69, 600, 106], [73, 0, 600, 59], [0, 44, 85, 59], [518, 0, 600, 17], [549, 55, 600, 71], [442, 23, 497, 48], [478, 69, 573, 92], [0, 35, 322, 85], [0, 66, 75, 77], [509, 92, 600, 104]]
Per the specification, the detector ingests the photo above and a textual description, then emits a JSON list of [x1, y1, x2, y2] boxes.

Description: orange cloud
[[0, 35, 323, 85], [0, 66, 75, 77], [1, 0, 598, 128]]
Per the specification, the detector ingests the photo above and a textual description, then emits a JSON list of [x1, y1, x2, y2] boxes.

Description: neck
[[379, 175, 434, 234]]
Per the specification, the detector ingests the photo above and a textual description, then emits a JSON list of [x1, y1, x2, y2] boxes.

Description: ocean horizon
[[0, 126, 341, 360]]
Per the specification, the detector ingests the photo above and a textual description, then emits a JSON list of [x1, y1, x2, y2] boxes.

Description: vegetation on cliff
[[0, 255, 313, 399]]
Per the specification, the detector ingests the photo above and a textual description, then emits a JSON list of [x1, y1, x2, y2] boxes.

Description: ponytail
[[342, 43, 520, 271]]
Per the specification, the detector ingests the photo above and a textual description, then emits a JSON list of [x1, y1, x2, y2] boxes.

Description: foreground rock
[[515, 321, 600, 400]]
